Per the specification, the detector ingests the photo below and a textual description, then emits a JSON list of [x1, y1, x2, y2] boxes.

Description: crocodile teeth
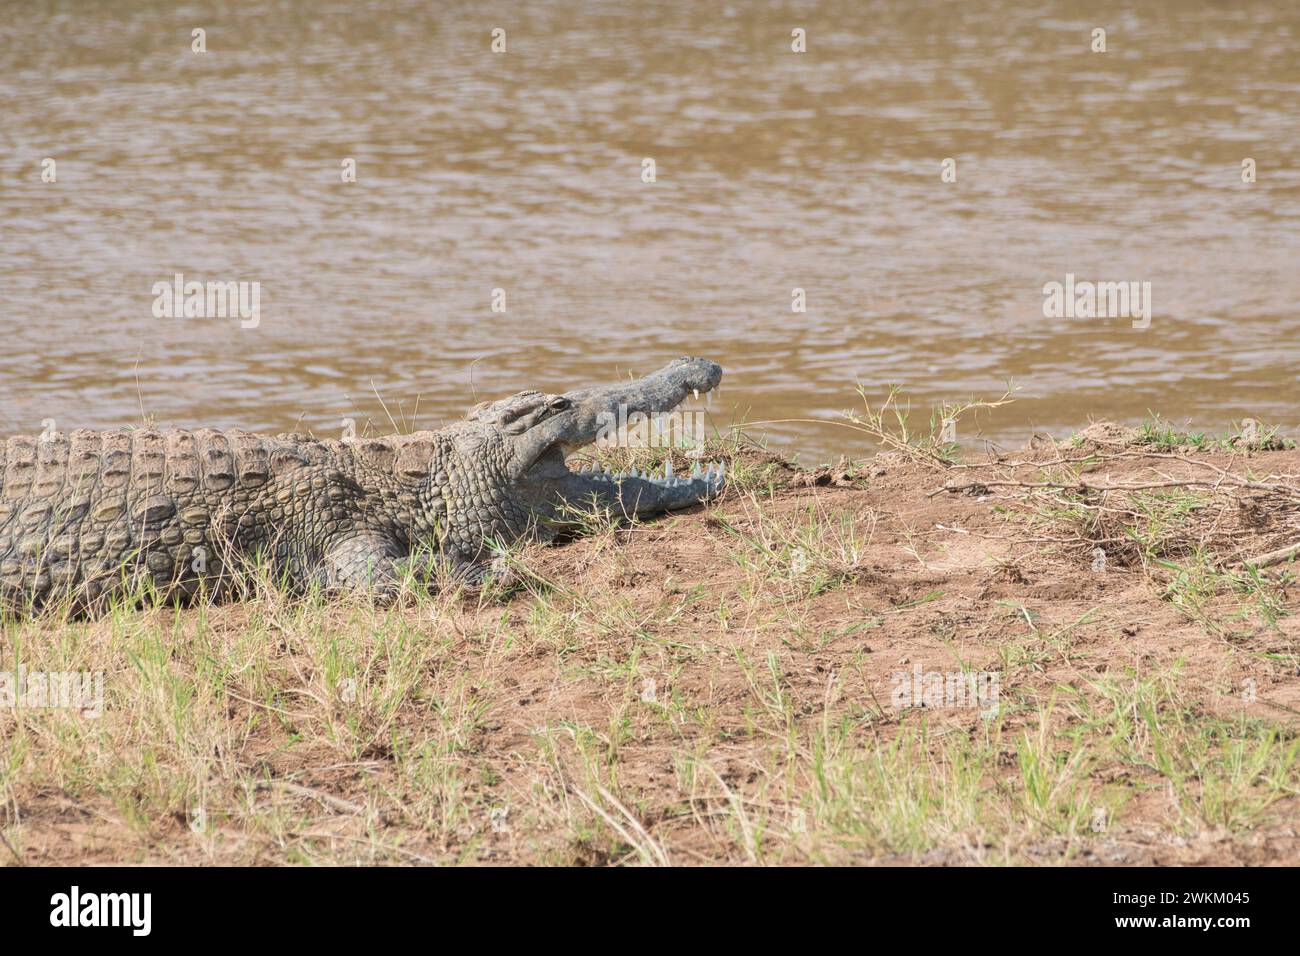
[[693, 389, 699, 400], [664, 460, 674, 480], [691, 463, 701, 478]]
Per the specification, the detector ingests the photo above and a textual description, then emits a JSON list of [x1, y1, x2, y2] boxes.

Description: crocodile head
[[464, 357, 725, 528]]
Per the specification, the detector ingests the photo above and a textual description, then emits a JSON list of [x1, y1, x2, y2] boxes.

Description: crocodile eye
[[548, 397, 571, 412]]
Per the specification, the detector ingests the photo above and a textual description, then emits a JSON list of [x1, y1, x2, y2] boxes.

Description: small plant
[[710, 493, 874, 597], [843, 384, 1018, 465], [741, 385, 1016, 467], [1134, 413, 1294, 452]]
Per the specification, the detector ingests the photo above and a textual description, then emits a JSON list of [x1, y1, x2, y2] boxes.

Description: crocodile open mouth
[[571, 393, 726, 489], [520, 357, 727, 515], [569, 457, 726, 491]]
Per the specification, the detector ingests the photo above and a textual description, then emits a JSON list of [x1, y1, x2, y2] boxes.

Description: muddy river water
[[2, 0, 1298, 460]]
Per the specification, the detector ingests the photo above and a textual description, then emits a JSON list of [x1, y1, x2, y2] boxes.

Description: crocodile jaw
[[552, 458, 726, 517], [513, 357, 725, 517]]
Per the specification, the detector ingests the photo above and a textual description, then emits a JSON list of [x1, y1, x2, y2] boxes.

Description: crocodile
[[0, 357, 724, 612]]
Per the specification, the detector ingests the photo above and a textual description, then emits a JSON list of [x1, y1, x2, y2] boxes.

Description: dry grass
[[2, 426, 1300, 866]]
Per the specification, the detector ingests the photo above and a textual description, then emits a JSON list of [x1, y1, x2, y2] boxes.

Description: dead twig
[[1236, 542, 1300, 570], [256, 780, 366, 816], [930, 477, 1294, 498]]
